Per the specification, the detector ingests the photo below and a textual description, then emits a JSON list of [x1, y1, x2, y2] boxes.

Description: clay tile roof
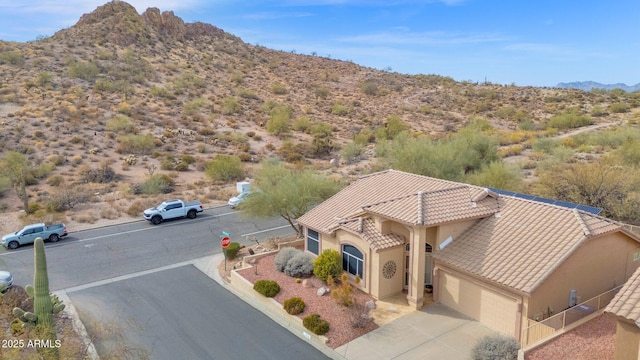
[[431, 196, 627, 294], [297, 169, 490, 232], [339, 217, 404, 250], [363, 186, 498, 226], [606, 266, 640, 323]]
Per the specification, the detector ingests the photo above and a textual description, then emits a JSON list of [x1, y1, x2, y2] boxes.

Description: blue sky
[[1, 1, 638, 87]]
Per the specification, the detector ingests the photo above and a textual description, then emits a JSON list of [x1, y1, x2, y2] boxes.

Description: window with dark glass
[[307, 229, 319, 255], [342, 244, 363, 278]]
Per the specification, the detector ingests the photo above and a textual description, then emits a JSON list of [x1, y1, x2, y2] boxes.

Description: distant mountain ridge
[[556, 81, 640, 92]]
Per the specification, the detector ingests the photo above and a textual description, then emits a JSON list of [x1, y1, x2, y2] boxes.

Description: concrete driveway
[[334, 303, 498, 360]]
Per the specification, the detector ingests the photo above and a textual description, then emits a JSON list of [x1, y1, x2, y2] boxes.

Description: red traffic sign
[[221, 236, 231, 248]]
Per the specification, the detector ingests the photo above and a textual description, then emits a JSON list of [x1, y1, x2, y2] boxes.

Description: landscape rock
[[317, 287, 330, 296], [365, 300, 376, 310], [302, 279, 314, 288]]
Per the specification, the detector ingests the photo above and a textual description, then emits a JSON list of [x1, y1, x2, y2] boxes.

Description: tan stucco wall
[[529, 232, 640, 319], [613, 319, 640, 360], [435, 219, 478, 249], [375, 247, 405, 299]]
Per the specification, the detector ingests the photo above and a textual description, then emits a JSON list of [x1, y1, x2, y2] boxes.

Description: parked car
[[0, 271, 13, 292], [228, 191, 252, 209], [1, 223, 68, 250], [143, 199, 203, 225]]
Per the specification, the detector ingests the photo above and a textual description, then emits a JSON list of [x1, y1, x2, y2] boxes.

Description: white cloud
[[338, 30, 507, 46]]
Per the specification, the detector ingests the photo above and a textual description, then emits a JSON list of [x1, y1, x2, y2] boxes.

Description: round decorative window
[[382, 260, 397, 279]]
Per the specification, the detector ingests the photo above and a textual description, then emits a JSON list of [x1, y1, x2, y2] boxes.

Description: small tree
[[1, 151, 31, 212], [240, 159, 342, 236]]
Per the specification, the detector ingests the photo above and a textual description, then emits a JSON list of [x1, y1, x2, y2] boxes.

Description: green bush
[[106, 114, 137, 134], [271, 83, 288, 95], [547, 109, 593, 129], [132, 174, 175, 195], [117, 134, 155, 155], [471, 334, 520, 360], [253, 280, 281, 298], [313, 249, 342, 282], [283, 297, 306, 315], [204, 155, 244, 182], [224, 242, 241, 260], [302, 314, 329, 335], [610, 102, 629, 113]]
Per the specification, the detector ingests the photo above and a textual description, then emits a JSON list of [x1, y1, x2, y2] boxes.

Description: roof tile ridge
[[358, 169, 394, 180], [417, 191, 425, 226], [573, 209, 592, 237]]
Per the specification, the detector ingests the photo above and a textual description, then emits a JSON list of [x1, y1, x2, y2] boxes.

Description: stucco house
[[297, 169, 640, 341], [606, 266, 640, 359]]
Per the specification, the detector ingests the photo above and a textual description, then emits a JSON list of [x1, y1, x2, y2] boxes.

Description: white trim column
[[407, 227, 426, 309]]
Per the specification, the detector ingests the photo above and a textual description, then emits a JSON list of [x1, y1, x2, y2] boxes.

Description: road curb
[[55, 291, 99, 360]]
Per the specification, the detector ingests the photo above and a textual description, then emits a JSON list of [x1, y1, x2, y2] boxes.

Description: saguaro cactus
[[13, 237, 65, 329]]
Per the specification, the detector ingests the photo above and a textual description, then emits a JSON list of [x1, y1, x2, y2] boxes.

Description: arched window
[[342, 244, 363, 278]]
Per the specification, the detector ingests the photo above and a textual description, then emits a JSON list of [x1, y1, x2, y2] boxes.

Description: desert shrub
[[314, 87, 329, 100], [313, 249, 342, 282], [253, 280, 281, 298], [160, 159, 175, 170], [610, 102, 629, 113], [46, 175, 64, 187], [283, 297, 306, 315], [471, 334, 520, 360], [331, 102, 350, 116], [174, 162, 189, 171], [278, 141, 305, 163], [360, 80, 379, 96], [266, 105, 292, 136], [547, 109, 593, 129], [117, 134, 155, 155], [341, 142, 365, 162], [292, 117, 312, 132], [274, 247, 300, 272], [271, 83, 287, 95], [126, 201, 147, 217], [106, 114, 137, 134], [205, 155, 244, 182], [349, 301, 373, 329], [47, 186, 91, 212], [132, 174, 175, 195], [330, 273, 354, 307], [222, 97, 241, 115], [302, 314, 329, 335], [81, 164, 118, 183], [68, 60, 100, 80], [284, 252, 315, 278], [591, 105, 607, 117], [224, 242, 241, 260]]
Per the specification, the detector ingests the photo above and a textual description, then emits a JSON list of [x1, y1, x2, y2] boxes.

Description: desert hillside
[[0, 0, 639, 232]]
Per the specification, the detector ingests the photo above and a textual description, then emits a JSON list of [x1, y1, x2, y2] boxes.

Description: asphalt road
[[0, 206, 294, 290], [69, 265, 328, 360], [0, 207, 329, 359]]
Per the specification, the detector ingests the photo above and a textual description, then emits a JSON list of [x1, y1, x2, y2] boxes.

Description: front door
[[425, 243, 433, 287]]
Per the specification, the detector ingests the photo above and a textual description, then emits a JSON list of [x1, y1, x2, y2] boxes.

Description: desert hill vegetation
[[1, 0, 640, 230]]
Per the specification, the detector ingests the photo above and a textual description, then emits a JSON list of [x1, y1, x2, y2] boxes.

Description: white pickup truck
[[143, 199, 203, 225]]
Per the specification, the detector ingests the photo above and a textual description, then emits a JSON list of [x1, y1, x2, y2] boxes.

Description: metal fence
[[521, 285, 622, 347]]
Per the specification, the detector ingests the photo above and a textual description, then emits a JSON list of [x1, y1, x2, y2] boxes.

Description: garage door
[[438, 270, 518, 337]]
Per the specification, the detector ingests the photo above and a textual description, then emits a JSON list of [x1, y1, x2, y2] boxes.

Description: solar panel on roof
[[487, 187, 603, 215]]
